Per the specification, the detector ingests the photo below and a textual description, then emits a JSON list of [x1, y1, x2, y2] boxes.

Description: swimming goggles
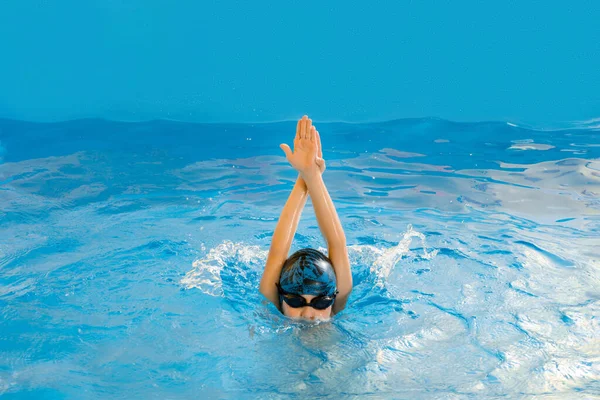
[[276, 283, 338, 310]]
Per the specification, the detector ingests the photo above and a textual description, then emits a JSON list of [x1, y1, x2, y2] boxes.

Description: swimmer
[[259, 115, 352, 321]]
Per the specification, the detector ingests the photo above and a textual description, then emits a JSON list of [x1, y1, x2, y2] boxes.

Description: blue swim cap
[[279, 248, 337, 297]]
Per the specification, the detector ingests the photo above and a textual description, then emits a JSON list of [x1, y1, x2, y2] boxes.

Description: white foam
[[181, 226, 439, 296], [370, 225, 438, 287], [180, 241, 267, 296]]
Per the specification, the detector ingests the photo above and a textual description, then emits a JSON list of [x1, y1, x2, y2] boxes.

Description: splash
[[181, 226, 438, 298], [180, 240, 267, 296], [371, 225, 438, 287]]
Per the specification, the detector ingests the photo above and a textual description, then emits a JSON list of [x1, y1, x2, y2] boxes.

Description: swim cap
[[279, 248, 337, 296]]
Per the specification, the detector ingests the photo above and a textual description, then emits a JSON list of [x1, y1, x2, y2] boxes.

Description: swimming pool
[[0, 117, 599, 398]]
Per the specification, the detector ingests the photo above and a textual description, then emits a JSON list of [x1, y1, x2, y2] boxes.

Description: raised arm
[[259, 175, 308, 308], [302, 156, 352, 314], [282, 116, 353, 315]]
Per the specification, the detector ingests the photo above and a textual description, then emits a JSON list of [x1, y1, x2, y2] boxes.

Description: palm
[[289, 137, 317, 171]]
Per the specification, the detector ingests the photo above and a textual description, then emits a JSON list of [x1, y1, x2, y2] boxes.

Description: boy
[[259, 115, 352, 321]]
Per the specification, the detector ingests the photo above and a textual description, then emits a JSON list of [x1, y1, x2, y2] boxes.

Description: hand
[[280, 115, 326, 176]]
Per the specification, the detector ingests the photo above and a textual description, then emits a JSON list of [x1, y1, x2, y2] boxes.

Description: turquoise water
[[0, 118, 599, 399]]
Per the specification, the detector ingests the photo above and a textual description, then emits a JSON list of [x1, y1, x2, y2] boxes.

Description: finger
[[300, 117, 306, 140], [302, 116, 308, 139], [279, 144, 292, 159], [310, 126, 316, 142], [295, 118, 302, 141], [316, 130, 323, 158], [305, 118, 312, 139], [316, 158, 326, 173]]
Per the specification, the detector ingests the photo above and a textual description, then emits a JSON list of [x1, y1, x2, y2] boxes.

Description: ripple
[[1, 118, 599, 397], [514, 240, 574, 268]]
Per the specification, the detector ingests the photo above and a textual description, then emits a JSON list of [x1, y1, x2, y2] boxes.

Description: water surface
[[1, 118, 599, 398]]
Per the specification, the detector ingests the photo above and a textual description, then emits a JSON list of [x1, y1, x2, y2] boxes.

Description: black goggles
[[276, 283, 338, 310]]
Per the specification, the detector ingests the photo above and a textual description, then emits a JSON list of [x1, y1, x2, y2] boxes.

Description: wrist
[[300, 169, 321, 183], [295, 175, 308, 191]]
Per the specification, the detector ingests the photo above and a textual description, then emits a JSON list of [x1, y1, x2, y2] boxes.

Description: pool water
[[1, 118, 599, 399]]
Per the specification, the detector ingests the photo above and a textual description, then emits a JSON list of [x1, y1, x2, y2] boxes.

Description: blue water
[[0, 118, 599, 399]]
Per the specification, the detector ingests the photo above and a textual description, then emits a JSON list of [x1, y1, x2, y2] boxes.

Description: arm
[[282, 116, 352, 315], [302, 170, 352, 315], [259, 175, 308, 309]]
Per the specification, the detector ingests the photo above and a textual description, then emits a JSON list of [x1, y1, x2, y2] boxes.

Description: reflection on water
[[0, 118, 599, 398]]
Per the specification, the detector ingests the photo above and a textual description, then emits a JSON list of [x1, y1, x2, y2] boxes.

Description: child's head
[[278, 248, 338, 320]]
